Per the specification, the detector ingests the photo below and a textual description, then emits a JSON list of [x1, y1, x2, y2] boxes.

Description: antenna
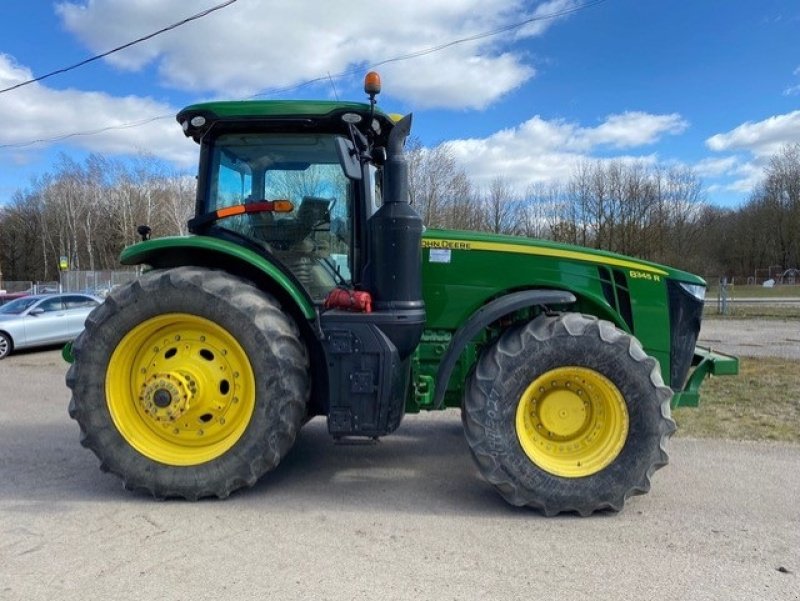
[[327, 71, 339, 101]]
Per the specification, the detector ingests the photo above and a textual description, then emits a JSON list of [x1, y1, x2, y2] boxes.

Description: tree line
[[0, 154, 193, 283], [1, 144, 798, 283], [408, 141, 800, 280], [698, 145, 800, 280]]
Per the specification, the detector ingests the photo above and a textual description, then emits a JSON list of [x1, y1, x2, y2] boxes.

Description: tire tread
[[463, 312, 675, 516]]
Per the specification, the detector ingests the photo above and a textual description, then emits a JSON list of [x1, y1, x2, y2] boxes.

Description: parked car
[[0, 292, 29, 306], [0, 293, 102, 359]]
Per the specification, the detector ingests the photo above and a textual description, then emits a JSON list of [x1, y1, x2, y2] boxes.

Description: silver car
[[0, 293, 102, 359]]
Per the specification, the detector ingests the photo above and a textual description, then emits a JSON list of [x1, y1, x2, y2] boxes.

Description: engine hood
[[422, 228, 705, 286]]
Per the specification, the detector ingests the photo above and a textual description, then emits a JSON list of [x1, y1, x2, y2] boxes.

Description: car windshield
[[206, 132, 353, 300], [0, 296, 39, 315]]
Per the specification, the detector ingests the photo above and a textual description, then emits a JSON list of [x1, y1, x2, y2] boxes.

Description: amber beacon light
[[364, 71, 381, 96]]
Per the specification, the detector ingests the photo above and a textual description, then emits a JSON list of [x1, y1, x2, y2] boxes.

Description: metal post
[[719, 277, 728, 316]]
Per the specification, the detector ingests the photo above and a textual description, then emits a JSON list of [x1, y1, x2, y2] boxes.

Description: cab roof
[[176, 100, 397, 144]]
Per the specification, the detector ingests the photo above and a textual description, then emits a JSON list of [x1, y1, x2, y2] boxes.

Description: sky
[[0, 0, 798, 208]]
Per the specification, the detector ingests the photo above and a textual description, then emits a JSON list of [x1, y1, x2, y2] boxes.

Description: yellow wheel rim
[[515, 366, 629, 478], [106, 314, 256, 466]]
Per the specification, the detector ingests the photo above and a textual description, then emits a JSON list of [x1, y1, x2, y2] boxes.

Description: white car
[[0, 293, 102, 359]]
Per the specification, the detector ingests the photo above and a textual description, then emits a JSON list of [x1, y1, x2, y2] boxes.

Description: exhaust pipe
[[362, 113, 425, 358]]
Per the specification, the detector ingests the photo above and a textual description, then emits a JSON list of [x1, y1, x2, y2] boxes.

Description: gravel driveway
[[699, 319, 800, 359], [1, 325, 798, 601]]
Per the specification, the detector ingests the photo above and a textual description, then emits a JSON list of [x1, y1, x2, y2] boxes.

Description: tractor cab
[[173, 75, 426, 439], [178, 94, 396, 303]]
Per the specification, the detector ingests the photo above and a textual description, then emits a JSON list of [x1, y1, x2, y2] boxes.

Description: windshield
[[207, 133, 353, 300], [0, 296, 38, 315]]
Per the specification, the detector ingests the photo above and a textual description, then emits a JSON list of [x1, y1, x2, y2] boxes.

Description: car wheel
[[0, 331, 12, 359]]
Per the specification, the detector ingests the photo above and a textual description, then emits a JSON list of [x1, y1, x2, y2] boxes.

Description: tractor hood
[[422, 228, 705, 286]]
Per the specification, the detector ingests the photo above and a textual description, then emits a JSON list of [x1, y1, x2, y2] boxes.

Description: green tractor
[[66, 73, 737, 515]]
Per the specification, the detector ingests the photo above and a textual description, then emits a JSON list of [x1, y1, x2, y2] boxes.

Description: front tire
[[67, 267, 309, 499], [462, 313, 675, 516]]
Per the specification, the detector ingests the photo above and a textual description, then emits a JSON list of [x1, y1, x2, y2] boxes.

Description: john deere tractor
[[66, 73, 737, 515]]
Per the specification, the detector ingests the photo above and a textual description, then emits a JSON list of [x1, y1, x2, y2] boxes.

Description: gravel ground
[[1, 323, 798, 601], [699, 319, 800, 360]]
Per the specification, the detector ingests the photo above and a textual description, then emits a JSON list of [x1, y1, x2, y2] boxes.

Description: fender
[[433, 289, 576, 409], [119, 236, 316, 320]]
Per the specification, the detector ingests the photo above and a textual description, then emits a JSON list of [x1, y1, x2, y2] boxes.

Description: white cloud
[[698, 110, 800, 193], [55, 0, 576, 109], [705, 110, 800, 192], [694, 156, 739, 178], [706, 110, 800, 157], [0, 54, 192, 166], [579, 112, 688, 149], [380, 51, 533, 110], [444, 111, 684, 189], [723, 162, 765, 194]]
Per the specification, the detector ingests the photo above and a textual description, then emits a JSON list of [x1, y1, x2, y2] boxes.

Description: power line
[[0, 0, 238, 95], [2, 115, 173, 150], [0, 0, 607, 150]]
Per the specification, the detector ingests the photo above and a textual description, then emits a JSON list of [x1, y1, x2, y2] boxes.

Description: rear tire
[[67, 266, 309, 499], [462, 313, 675, 516]]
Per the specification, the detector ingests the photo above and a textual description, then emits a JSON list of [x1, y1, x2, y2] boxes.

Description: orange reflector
[[364, 71, 381, 95], [217, 205, 246, 218], [214, 200, 294, 220]]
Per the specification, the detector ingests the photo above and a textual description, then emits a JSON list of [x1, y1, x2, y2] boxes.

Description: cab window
[[207, 133, 353, 299]]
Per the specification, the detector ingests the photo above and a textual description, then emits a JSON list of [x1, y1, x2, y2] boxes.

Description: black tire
[[0, 331, 11, 359], [66, 266, 310, 499], [462, 312, 675, 516]]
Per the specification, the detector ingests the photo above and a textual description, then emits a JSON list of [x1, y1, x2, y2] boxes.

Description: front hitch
[[671, 345, 739, 408]]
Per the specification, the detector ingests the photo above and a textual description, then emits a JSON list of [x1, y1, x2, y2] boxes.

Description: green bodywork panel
[[410, 229, 729, 412], [117, 229, 736, 412], [416, 230, 667, 399], [119, 236, 316, 319]]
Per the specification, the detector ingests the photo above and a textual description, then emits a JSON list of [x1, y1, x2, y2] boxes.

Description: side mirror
[[29, 308, 44, 316], [335, 136, 363, 181]]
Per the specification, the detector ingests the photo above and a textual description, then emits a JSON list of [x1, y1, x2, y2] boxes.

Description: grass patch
[[704, 306, 800, 319], [706, 284, 800, 298], [673, 357, 800, 443]]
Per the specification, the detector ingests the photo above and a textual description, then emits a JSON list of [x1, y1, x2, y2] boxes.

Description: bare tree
[[407, 138, 475, 229], [482, 177, 517, 234], [0, 153, 194, 280]]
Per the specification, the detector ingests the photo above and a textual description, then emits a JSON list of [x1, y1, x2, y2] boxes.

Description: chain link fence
[[1, 271, 138, 297], [0, 280, 60, 294], [0, 280, 34, 293], [61, 270, 138, 297]]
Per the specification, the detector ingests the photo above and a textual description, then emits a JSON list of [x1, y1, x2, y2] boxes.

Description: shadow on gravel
[[246, 416, 531, 518], [0, 414, 558, 519]]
